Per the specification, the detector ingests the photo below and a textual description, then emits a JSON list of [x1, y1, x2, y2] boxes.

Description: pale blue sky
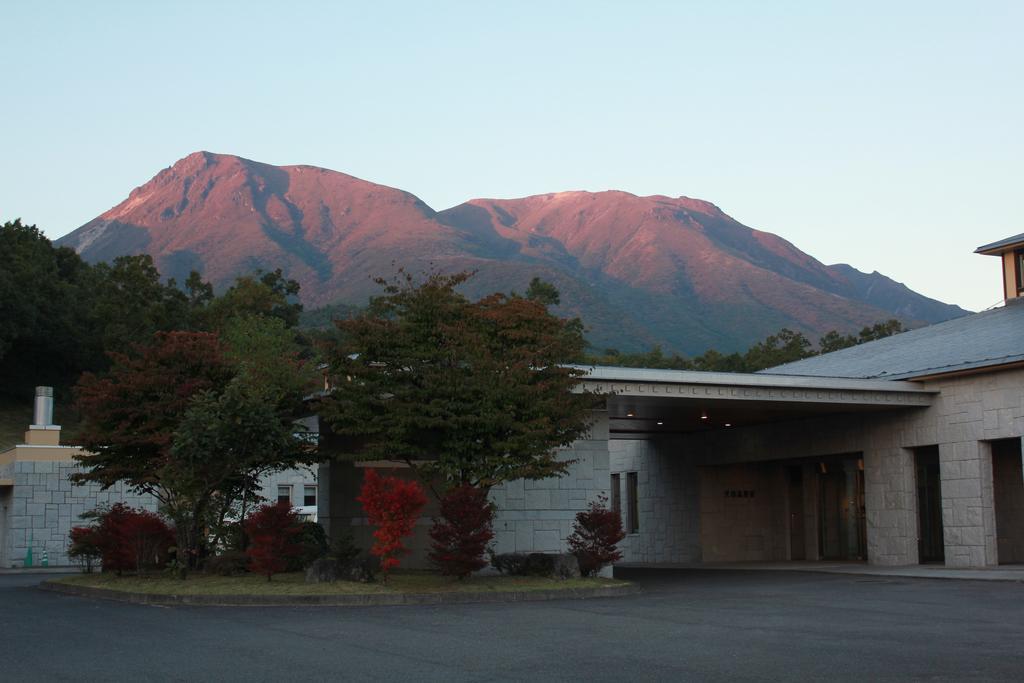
[[2, 1, 1021, 311]]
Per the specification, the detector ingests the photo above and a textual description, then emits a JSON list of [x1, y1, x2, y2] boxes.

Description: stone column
[[938, 441, 999, 567], [863, 448, 919, 565]]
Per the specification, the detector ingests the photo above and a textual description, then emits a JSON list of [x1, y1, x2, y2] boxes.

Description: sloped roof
[[763, 300, 1024, 380], [976, 232, 1024, 255]]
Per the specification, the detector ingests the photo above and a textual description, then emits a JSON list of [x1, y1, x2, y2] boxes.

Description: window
[[610, 473, 621, 518], [1016, 249, 1024, 295], [626, 472, 639, 533], [277, 485, 291, 505], [303, 485, 317, 507]]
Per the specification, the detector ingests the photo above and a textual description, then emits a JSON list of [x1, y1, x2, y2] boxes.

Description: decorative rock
[[491, 552, 529, 575], [523, 552, 581, 579], [305, 557, 341, 584]]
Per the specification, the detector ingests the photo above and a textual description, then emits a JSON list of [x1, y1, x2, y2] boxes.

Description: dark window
[[1016, 249, 1024, 294], [277, 485, 291, 505], [610, 473, 621, 517], [303, 485, 317, 507], [626, 472, 639, 533]]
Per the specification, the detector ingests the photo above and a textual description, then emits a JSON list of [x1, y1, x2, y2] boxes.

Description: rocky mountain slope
[[57, 152, 968, 354]]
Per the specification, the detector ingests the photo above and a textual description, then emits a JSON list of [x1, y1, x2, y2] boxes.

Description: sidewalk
[[617, 561, 1024, 582]]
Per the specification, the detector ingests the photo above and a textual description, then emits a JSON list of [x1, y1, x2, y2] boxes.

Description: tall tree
[[0, 220, 99, 397], [72, 324, 316, 573], [318, 271, 601, 488]]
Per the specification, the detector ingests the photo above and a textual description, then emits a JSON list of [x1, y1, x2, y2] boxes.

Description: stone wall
[[682, 367, 1024, 568], [609, 439, 700, 563], [320, 412, 612, 566], [699, 463, 787, 562], [2, 460, 157, 568], [489, 413, 611, 556]]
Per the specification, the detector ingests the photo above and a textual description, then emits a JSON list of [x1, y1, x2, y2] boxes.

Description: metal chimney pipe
[[33, 386, 54, 426]]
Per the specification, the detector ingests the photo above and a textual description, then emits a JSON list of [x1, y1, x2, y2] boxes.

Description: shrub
[[567, 494, 625, 576], [204, 550, 250, 576], [356, 469, 427, 580], [293, 521, 330, 570], [490, 552, 528, 576], [244, 501, 303, 581], [82, 504, 175, 574], [67, 526, 102, 573], [329, 531, 361, 567], [429, 484, 495, 578]]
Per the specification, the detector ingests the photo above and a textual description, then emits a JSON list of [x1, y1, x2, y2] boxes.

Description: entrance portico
[[575, 367, 940, 567]]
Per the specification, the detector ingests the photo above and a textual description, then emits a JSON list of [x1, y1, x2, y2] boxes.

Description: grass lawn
[[55, 571, 628, 596]]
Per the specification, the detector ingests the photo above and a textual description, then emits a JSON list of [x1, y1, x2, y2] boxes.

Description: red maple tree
[[567, 494, 625, 576], [356, 469, 427, 579], [84, 503, 175, 575], [429, 484, 495, 578], [244, 501, 303, 581]]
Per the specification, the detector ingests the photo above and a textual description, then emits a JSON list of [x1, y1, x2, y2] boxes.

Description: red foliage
[[89, 503, 175, 574], [429, 485, 495, 578], [68, 526, 102, 572], [244, 501, 303, 581], [73, 331, 233, 483], [567, 495, 626, 576], [356, 469, 427, 578]]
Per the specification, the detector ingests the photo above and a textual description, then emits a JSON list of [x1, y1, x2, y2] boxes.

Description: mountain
[[57, 152, 969, 354]]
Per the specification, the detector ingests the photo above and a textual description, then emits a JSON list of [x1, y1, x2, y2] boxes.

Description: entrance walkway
[[616, 561, 1024, 582]]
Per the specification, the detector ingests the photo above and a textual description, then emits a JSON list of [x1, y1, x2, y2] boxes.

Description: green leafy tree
[[0, 220, 100, 397], [72, 324, 316, 573], [90, 255, 192, 354], [319, 270, 601, 488], [819, 319, 905, 354], [201, 269, 303, 330]]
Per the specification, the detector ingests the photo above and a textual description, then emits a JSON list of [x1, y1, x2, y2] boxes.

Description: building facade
[[322, 233, 1024, 570], [0, 390, 321, 568]]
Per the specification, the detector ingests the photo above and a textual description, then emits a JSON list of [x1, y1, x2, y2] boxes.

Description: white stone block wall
[[2, 461, 158, 568], [258, 465, 319, 509], [863, 447, 919, 566], [610, 439, 701, 564], [938, 441, 998, 568], [490, 413, 610, 555]]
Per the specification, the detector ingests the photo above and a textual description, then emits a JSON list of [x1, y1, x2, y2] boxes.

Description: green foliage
[[204, 550, 250, 576], [819, 319, 905, 353], [525, 277, 560, 306], [589, 319, 906, 373], [294, 521, 331, 569], [90, 255, 192, 354], [201, 269, 303, 331], [72, 319, 316, 571], [319, 270, 602, 488], [0, 220, 104, 397], [328, 531, 362, 566]]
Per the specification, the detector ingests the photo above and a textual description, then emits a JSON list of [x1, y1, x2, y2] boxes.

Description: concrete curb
[[38, 580, 641, 607]]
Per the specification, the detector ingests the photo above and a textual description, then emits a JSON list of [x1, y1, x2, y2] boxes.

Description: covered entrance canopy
[[576, 366, 939, 566], [575, 366, 935, 439]]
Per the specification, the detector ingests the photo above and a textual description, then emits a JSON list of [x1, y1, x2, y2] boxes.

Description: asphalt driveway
[[2, 569, 1023, 681]]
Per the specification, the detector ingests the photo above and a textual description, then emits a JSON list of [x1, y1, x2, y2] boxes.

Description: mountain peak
[[56, 153, 968, 354]]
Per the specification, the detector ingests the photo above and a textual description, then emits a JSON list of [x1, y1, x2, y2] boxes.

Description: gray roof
[[976, 232, 1024, 254], [573, 365, 929, 393], [763, 300, 1024, 380]]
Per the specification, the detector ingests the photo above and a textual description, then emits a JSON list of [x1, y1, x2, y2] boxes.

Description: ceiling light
[[656, 421, 663, 426], [725, 423, 732, 427], [700, 410, 708, 420], [626, 412, 634, 418]]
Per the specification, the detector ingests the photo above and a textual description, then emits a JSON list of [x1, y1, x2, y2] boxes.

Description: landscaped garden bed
[[43, 570, 636, 607], [52, 571, 627, 596]]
